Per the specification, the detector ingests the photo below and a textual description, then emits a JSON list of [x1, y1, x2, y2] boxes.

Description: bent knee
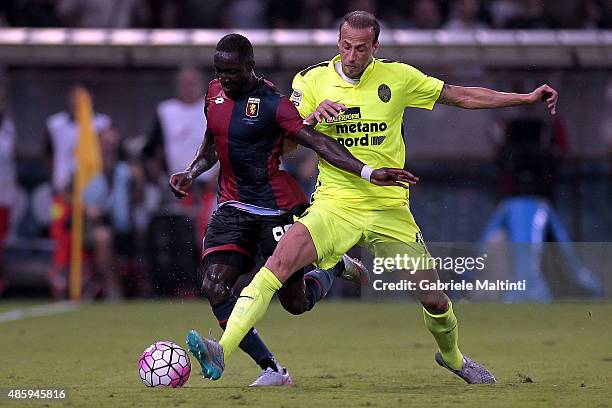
[[280, 298, 308, 315], [201, 265, 233, 305], [420, 292, 449, 315]]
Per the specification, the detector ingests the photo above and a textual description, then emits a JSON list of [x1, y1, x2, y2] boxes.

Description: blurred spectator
[[379, 0, 412, 28], [443, 0, 489, 30], [407, 0, 443, 29], [3, 0, 611, 30], [345, 0, 379, 16], [496, 116, 569, 200], [0, 3, 12, 26], [223, 0, 267, 28], [147, 0, 224, 28], [267, 0, 335, 29], [505, 0, 551, 29], [0, 77, 17, 295], [598, 0, 612, 28], [338, 0, 386, 28], [83, 127, 146, 299], [56, 0, 149, 28], [142, 66, 218, 240], [545, 0, 599, 29], [2, 0, 61, 27], [45, 85, 111, 196], [44, 85, 111, 298], [489, 0, 525, 28], [143, 67, 210, 188]]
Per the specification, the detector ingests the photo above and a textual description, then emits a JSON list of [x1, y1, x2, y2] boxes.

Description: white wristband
[[360, 165, 374, 182]]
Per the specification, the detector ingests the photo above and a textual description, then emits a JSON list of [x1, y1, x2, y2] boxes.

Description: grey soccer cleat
[[338, 254, 370, 286], [249, 366, 293, 387], [435, 352, 497, 384], [186, 330, 225, 380]]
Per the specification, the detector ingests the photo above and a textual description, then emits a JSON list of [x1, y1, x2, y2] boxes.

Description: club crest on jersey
[[246, 97, 260, 118], [378, 84, 391, 103]]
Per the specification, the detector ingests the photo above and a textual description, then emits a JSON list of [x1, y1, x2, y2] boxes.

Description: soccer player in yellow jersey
[[187, 11, 559, 384]]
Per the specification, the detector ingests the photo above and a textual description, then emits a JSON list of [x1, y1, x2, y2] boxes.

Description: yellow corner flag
[[69, 87, 102, 302]]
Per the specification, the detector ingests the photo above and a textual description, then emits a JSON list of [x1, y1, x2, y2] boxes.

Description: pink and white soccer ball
[[138, 341, 191, 387]]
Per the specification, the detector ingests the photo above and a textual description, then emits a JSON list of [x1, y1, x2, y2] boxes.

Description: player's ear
[[372, 41, 380, 55]]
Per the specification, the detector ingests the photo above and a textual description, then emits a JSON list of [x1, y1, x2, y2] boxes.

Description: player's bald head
[[339, 10, 380, 45]]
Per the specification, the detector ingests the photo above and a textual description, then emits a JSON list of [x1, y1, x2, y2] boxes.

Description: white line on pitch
[[0, 301, 78, 324]]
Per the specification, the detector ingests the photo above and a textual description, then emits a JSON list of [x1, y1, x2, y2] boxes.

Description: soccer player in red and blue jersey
[[169, 33, 416, 386]]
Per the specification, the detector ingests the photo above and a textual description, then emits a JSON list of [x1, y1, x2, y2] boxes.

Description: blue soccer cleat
[[186, 329, 225, 380]]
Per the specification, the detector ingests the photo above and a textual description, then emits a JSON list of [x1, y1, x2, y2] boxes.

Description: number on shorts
[[272, 224, 292, 242]]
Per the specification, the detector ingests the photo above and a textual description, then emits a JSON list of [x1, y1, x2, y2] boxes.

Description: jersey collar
[[328, 55, 376, 88]]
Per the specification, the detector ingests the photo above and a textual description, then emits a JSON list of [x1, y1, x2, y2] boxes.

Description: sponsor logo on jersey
[[336, 135, 387, 147], [214, 97, 224, 104], [290, 89, 302, 106], [246, 97, 260, 118], [333, 113, 388, 147], [323, 107, 361, 123], [370, 135, 386, 145], [335, 121, 388, 134]]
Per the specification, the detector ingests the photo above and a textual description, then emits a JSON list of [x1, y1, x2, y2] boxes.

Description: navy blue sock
[[212, 297, 277, 371], [304, 260, 344, 309]]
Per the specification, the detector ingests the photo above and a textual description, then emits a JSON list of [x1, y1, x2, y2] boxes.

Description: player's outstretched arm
[[292, 126, 419, 188], [437, 84, 558, 115], [169, 130, 218, 199]]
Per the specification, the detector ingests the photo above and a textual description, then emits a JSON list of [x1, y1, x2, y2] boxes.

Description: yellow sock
[[423, 300, 463, 370], [219, 267, 282, 360]]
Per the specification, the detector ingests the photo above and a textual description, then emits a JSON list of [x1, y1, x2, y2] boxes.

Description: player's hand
[[304, 100, 348, 125], [528, 84, 558, 115], [370, 168, 419, 188], [169, 171, 193, 199]]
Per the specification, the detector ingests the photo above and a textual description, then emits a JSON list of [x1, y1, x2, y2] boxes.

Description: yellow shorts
[[296, 198, 434, 271]]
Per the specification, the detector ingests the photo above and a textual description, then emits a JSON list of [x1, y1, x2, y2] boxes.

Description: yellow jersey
[[291, 54, 443, 209]]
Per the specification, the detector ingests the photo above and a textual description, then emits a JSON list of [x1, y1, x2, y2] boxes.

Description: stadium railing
[[0, 29, 610, 67]]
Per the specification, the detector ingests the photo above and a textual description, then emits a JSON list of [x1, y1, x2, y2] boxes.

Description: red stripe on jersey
[[267, 137, 307, 210], [276, 95, 306, 140], [267, 95, 308, 209], [206, 80, 239, 203]]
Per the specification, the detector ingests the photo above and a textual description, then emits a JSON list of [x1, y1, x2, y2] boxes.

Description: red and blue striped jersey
[[205, 77, 308, 212]]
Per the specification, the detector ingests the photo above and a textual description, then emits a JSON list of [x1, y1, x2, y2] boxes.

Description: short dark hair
[[339, 11, 380, 44], [216, 33, 255, 65]]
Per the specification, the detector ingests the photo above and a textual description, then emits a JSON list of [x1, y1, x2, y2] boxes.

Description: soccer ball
[[138, 341, 191, 387]]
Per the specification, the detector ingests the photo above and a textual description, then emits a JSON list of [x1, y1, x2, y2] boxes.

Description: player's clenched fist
[[169, 171, 193, 199]]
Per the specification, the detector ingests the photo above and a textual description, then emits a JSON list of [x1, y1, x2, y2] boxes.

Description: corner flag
[[69, 87, 102, 301]]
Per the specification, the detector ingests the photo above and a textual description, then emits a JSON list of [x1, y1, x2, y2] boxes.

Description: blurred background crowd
[[0, 0, 611, 301], [1, 0, 612, 30]]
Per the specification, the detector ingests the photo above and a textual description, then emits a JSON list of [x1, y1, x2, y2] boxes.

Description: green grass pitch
[[1, 301, 611, 407]]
